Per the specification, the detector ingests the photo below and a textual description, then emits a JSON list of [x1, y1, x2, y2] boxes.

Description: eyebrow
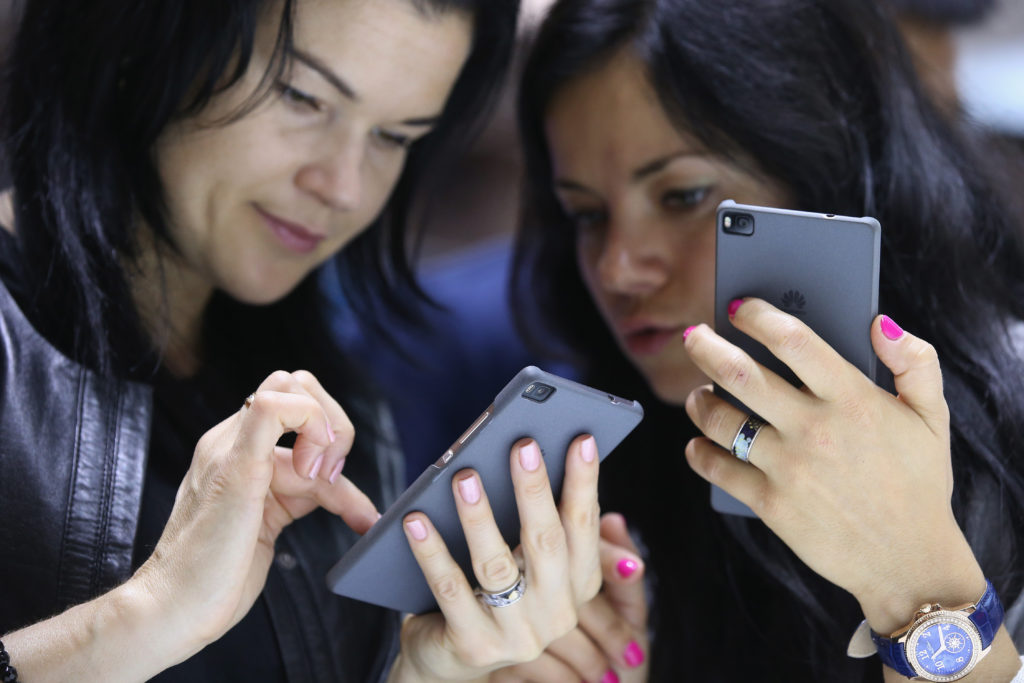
[[555, 150, 702, 196], [633, 150, 700, 180], [290, 48, 442, 128]]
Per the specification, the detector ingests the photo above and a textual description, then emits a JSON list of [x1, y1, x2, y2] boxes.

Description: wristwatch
[[855, 580, 1004, 681]]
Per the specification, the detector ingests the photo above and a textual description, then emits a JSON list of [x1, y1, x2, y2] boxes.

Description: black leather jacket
[[0, 275, 403, 681]]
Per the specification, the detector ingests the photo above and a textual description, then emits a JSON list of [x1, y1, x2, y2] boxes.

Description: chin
[[224, 276, 306, 307], [648, 380, 692, 407], [636, 364, 707, 407]]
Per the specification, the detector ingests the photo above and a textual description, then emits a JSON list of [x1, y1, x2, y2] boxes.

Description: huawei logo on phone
[[781, 289, 807, 316]]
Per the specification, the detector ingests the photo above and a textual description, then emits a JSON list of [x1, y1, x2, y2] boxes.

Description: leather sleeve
[[0, 279, 151, 633]]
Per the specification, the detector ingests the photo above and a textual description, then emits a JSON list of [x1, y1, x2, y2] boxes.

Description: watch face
[[906, 613, 983, 682]]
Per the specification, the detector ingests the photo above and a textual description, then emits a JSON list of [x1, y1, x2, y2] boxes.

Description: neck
[[131, 232, 213, 378]]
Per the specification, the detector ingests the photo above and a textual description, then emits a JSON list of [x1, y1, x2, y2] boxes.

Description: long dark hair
[[3, 0, 518, 380], [514, 0, 1024, 679]]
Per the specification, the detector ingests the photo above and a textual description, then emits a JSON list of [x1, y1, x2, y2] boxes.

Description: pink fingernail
[[624, 641, 645, 668], [405, 519, 427, 541], [683, 325, 696, 340], [602, 671, 620, 683], [328, 457, 346, 484], [880, 315, 904, 340], [728, 298, 744, 318], [580, 436, 597, 463], [617, 558, 639, 578], [519, 441, 542, 472], [457, 475, 481, 504], [309, 453, 325, 480]]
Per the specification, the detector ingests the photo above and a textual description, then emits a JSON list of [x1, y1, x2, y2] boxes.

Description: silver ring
[[731, 415, 766, 462], [475, 572, 526, 608]]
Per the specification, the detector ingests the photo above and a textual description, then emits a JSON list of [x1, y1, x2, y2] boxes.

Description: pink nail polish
[[580, 436, 597, 463], [880, 315, 904, 340], [683, 325, 696, 340], [624, 641, 645, 668], [602, 671, 621, 683], [309, 453, 325, 480], [328, 457, 346, 484], [405, 519, 427, 541], [617, 558, 639, 578], [457, 475, 481, 504], [728, 298, 744, 318], [519, 441, 541, 472]]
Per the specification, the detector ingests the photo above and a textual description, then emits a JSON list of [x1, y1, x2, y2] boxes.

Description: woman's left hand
[[387, 435, 604, 682], [682, 298, 984, 633]]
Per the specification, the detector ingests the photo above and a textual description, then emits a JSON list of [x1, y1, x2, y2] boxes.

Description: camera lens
[[522, 382, 556, 403], [723, 212, 755, 235]]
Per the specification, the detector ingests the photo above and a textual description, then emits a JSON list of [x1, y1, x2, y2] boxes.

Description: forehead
[[545, 50, 698, 176], [273, 0, 472, 104]]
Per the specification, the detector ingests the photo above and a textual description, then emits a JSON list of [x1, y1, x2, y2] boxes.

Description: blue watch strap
[[970, 580, 1003, 648], [871, 630, 918, 678]]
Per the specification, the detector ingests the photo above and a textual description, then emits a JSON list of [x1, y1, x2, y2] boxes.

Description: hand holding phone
[[712, 200, 881, 516], [327, 366, 643, 614]]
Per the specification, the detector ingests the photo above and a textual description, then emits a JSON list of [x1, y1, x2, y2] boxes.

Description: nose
[[295, 133, 364, 211], [595, 219, 671, 296]]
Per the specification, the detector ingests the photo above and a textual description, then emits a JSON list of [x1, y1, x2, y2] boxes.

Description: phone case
[[712, 200, 880, 517], [326, 366, 644, 613]]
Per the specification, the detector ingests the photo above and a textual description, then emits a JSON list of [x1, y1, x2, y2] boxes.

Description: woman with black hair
[[0, 0, 610, 681], [509, 0, 1024, 680]]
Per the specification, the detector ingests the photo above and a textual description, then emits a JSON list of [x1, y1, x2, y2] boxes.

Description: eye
[[371, 127, 413, 150], [565, 207, 607, 233], [661, 185, 712, 210], [275, 82, 323, 113]]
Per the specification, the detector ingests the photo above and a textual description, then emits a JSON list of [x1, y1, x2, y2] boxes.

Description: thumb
[[871, 314, 949, 432], [599, 513, 648, 630]]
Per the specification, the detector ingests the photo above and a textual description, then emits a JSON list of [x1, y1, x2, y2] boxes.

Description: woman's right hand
[[4, 370, 380, 682], [488, 513, 650, 683], [133, 369, 380, 658]]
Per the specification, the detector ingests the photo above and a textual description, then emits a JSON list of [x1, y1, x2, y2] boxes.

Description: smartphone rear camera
[[522, 382, 556, 403], [723, 212, 755, 236]]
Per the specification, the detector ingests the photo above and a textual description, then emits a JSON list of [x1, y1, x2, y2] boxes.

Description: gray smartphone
[[712, 200, 881, 517], [326, 366, 644, 613]]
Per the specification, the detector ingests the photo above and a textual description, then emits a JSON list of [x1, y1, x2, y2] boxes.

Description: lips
[[255, 205, 326, 254], [622, 327, 683, 356], [614, 317, 688, 356]]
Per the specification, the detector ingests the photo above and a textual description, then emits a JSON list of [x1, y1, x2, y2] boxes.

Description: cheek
[[687, 230, 718, 308], [575, 233, 606, 304], [360, 154, 408, 218]]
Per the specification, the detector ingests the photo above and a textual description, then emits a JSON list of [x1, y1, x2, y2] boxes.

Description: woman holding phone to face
[[0, 1, 610, 681], [502, 0, 1024, 681]]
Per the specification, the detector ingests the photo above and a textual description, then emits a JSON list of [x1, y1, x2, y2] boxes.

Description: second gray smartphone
[[712, 200, 881, 517], [326, 366, 644, 614]]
